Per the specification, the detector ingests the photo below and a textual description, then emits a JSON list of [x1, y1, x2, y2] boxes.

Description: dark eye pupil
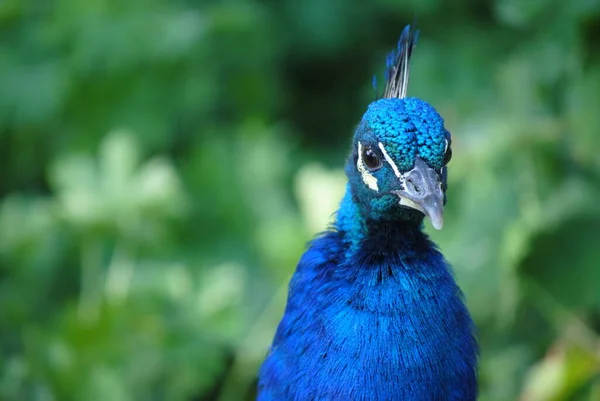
[[443, 147, 452, 164], [363, 147, 381, 170]]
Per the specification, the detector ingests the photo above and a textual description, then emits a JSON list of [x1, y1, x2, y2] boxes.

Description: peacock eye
[[362, 147, 382, 171], [443, 146, 452, 165]]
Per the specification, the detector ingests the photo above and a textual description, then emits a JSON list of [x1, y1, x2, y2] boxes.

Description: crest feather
[[382, 25, 419, 99]]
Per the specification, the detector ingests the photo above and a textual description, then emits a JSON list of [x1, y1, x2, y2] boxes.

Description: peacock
[[257, 25, 478, 400]]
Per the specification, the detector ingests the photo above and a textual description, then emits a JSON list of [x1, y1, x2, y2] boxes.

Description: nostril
[[406, 177, 421, 194]]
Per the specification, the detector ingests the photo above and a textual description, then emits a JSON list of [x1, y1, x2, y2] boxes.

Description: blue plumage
[[360, 98, 450, 171], [258, 25, 478, 400]]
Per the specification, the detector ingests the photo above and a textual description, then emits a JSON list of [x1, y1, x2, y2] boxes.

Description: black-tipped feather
[[383, 25, 419, 99]]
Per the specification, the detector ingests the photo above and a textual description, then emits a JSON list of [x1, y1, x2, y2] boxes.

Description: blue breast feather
[[258, 218, 478, 400]]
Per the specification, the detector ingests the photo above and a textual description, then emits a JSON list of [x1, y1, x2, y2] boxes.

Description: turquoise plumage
[[258, 25, 478, 400]]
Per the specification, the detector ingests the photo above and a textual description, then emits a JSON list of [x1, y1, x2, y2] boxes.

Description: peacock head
[[345, 26, 452, 230]]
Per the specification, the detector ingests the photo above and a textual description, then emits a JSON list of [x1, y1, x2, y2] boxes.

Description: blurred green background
[[1, 0, 600, 400]]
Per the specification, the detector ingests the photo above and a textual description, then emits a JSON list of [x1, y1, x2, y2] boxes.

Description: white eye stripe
[[357, 141, 378, 191], [444, 139, 449, 154], [377, 142, 401, 178]]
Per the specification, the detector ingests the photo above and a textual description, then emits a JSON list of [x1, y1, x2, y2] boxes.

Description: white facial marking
[[357, 141, 378, 191], [398, 196, 426, 214], [378, 142, 401, 178], [444, 138, 449, 154]]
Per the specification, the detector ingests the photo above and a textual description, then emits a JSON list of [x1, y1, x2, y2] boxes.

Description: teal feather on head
[[364, 24, 450, 173], [346, 24, 452, 230], [345, 30, 452, 231], [357, 98, 450, 171]]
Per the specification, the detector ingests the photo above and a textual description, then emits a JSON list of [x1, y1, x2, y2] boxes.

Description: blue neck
[[258, 186, 478, 400], [334, 187, 366, 256], [335, 185, 425, 257]]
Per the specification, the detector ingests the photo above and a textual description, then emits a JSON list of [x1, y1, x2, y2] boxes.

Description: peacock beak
[[391, 158, 445, 230]]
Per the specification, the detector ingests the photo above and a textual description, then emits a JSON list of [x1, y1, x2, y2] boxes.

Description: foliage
[[1, 0, 599, 400]]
